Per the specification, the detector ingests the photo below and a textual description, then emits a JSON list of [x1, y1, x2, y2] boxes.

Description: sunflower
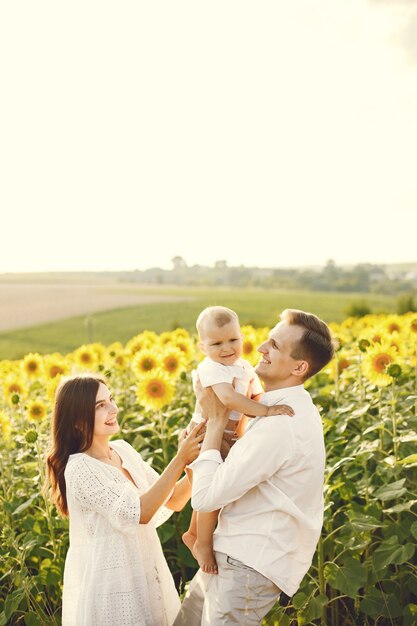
[[27, 399, 47, 422], [91, 343, 106, 364], [171, 337, 195, 361], [159, 331, 177, 346], [160, 346, 187, 379], [45, 377, 61, 403], [359, 325, 386, 348], [254, 326, 270, 344], [329, 323, 351, 350], [3, 376, 27, 405], [240, 328, 259, 366], [114, 353, 128, 369], [136, 370, 176, 411], [125, 335, 146, 355], [131, 349, 160, 377], [21, 353, 44, 379], [72, 345, 98, 369], [106, 342, 124, 359], [328, 349, 356, 380], [387, 336, 407, 358], [171, 328, 191, 340], [44, 354, 68, 379], [141, 330, 159, 342], [361, 343, 399, 387], [0, 360, 15, 379], [370, 331, 383, 344], [405, 314, 417, 335], [126, 331, 158, 356], [384, 315, 404, 335], [105, 343, 127, 369], [0, 411, 12, 440]]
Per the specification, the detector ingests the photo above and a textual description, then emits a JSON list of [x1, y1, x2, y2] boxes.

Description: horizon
[[1, 258, 416, 278]]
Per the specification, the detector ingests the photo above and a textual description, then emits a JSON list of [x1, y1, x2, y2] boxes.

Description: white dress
[[62, 440, 181, 626]]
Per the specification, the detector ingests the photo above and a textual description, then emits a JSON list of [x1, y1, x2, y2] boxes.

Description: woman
[[46, 373, 204, 626]]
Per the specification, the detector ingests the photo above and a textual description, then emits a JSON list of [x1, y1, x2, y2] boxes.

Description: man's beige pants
[[173, 552, 281, 626]]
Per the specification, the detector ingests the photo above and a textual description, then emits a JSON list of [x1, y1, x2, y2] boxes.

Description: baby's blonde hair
[[196, 306, 239, 338]]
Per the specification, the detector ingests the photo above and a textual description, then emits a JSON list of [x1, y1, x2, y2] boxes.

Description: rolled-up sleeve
[[68, 459, 141, 532], [190, 450, 224, 511], [191, 418, 295, 512]]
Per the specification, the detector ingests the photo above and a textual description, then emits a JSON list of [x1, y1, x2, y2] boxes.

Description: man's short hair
[[196, 306, 239, 337], [281, 308, 337, 379]]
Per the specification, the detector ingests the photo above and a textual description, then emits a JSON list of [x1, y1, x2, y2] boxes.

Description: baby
[[182, 305, 293, 573]]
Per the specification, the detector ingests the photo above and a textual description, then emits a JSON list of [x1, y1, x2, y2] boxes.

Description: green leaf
[[373, 479, 407, 501], [157, 522, 176, 544], [397, 430, 417, 443], [24, 612, 43, 626], [398, 454, 417, 467], [292, 592, 307, 610], [404, 604, 417, 626], [324, 558, 367, 598], [177, 543, 198, 568], [46, 569, 61, 585], [384, 499, 417, 514], [363, 423, 384, 436], [272, 612, 291, 626], [297, 594, 327, 625], [326, 457, 355, 478], [360, 588, 402, 618], [373, 536, 415, 571], [12, 493, 40, 515], [4, 588, 25, 619], [411, 521, 417, 541], [349, 512, 384, 532]]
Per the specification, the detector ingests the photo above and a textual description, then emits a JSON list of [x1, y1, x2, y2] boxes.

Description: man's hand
[[194, 378, 230, 426]]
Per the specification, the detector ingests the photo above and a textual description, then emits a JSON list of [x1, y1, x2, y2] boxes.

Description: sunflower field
[[0, 313, 416, 625]]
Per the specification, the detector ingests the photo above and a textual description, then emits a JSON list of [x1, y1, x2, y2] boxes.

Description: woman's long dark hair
[[45, 373, 106, 517]]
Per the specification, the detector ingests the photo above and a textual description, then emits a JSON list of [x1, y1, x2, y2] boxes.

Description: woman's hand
[[177, 422, 206, 466], [194, 379, 230, 425]]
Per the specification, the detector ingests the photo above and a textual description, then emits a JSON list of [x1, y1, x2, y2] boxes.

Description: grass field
[[0, 285, 397, 360]]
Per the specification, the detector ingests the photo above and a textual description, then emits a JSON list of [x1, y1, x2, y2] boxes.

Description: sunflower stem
[[414, 349, 417, 416], [358, 352, 365, 402], [159, 411, 169, 466], [334, 355, 339, 405], [317, 536, 327, 625], [378, 388, 385, 453], [390, 382, 397, 463], [35, 437, 58, 556]]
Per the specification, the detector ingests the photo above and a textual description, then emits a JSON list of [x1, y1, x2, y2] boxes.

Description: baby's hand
[[267, 404, 294, 417]]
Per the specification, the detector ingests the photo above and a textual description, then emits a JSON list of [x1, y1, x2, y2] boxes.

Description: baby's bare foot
[[194, 541, 218, 574], [182, 531, 197, 554]]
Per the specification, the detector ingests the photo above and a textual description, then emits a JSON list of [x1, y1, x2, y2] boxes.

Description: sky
[[1, 0, 417, 273]]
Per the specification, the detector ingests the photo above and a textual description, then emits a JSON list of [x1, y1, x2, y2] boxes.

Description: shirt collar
[[261, 384, 306, 404]]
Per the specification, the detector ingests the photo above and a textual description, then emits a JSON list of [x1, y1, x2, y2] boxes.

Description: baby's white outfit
[[192, 357, 263, 429]]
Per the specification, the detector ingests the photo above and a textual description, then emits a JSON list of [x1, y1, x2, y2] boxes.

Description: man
[[174, 309, 337, 626]]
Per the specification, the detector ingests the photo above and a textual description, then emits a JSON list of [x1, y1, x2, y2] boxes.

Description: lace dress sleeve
[[67, 458, 141, 532]]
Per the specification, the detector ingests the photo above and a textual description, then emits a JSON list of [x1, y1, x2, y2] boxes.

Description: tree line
[[115, 258, 416, 296]]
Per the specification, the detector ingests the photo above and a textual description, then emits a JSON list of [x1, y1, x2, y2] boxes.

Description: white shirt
[[62, 440, 180, 626], [192, 357, 264, 422], [190, 384, 325, 597]]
